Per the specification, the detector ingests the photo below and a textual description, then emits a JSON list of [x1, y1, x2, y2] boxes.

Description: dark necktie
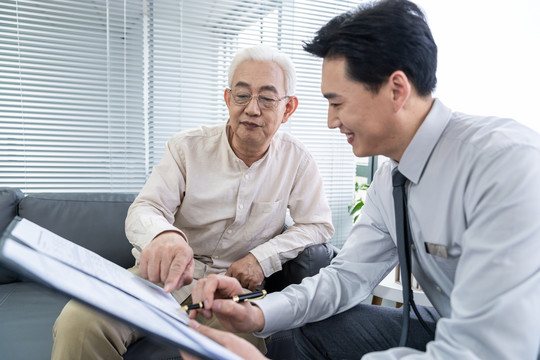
[[392, 167, 414, 347]]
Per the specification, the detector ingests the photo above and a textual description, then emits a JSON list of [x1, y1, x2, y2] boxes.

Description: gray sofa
[[0, 187, 333, 360]]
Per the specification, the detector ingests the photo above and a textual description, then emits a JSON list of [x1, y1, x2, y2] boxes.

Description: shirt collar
[[397, 99, 453, 184]]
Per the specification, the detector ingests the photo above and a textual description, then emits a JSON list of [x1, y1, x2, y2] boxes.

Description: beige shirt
[[125, 123, 334, 300]]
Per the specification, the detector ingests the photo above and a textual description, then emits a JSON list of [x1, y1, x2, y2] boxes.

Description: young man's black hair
[[304, 0, 437, 96]]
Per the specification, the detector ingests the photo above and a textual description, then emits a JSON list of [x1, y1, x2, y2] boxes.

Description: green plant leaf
[[349, 183, 370, 223], [349, 201, 364, 215]]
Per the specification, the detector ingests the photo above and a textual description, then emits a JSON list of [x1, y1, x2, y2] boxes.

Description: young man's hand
[[189, 274, 266, 334], [180, 320, 268, 360]]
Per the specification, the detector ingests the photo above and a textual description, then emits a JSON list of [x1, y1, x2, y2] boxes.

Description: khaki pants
[[51, 268, 267, 359]]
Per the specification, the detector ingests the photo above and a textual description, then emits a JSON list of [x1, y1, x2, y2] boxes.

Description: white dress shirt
[[125, 123, 334, 300], [256, 99, 540, 359]]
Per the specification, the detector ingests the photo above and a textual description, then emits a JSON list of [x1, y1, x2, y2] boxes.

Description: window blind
[[0, 0, 146, 191], [1, 0, 359, 247]]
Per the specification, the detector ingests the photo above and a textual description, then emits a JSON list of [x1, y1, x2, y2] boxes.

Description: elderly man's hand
[[139, 231, 194, 292], [225, 253, 264, 291]]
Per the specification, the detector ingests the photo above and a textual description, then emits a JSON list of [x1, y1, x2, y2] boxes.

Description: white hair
[[228, 46, 296, 96]]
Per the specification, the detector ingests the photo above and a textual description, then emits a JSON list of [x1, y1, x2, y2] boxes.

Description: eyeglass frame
[[227, 89, 290, 111]]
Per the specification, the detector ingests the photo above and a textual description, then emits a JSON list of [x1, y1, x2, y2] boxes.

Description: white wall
[[416, 0, 540, 133]]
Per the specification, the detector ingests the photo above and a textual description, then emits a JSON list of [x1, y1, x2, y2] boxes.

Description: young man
[[187, 1, 540, 359], [51, 46, 334, 359]]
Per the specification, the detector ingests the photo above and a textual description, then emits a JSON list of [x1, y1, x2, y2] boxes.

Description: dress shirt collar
[[397, 99, 453, 184]]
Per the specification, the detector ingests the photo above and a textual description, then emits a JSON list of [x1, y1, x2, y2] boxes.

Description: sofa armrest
[[263, 243, 336, 293], [0, 188, 25, 284]]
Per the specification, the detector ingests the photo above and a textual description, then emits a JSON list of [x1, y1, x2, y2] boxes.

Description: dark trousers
[[293, 303, 440, 359]]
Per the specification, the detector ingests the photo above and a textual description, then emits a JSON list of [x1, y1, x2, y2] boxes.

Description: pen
[[179, 289, 267, 312]]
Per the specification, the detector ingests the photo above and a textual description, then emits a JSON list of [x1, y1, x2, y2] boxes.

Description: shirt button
[[239, 204, 244, 209], [227, 229, 232, 234], [436, 286, 442, 292]]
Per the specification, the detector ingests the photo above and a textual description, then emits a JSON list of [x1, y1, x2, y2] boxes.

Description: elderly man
[[51, 46, 334, 359], [187, 1, 540, 359]]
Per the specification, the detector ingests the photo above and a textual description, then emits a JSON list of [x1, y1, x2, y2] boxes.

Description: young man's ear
[[281, 96, 299, 124], [389, 71, 411, 112]]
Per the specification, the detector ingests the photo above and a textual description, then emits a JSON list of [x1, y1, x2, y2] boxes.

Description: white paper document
[[10, 218, 185, 322], [0, 217, 242, 360]]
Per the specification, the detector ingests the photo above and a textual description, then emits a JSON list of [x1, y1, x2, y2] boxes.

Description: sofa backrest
[[1, 189, 138, 284], [18, 192, 137, 268], [0, 188, 24, 283]]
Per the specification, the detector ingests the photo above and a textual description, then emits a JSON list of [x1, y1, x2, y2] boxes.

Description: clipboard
[[0, 217, 242, 360]]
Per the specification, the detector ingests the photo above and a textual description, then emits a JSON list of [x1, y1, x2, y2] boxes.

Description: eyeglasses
[[228, 89, 289, 111]]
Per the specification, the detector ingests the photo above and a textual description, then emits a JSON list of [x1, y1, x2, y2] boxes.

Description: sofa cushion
[[0, 282, 69, 359], [18, 192, 137, 269], [0, 188, 24, 284]]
